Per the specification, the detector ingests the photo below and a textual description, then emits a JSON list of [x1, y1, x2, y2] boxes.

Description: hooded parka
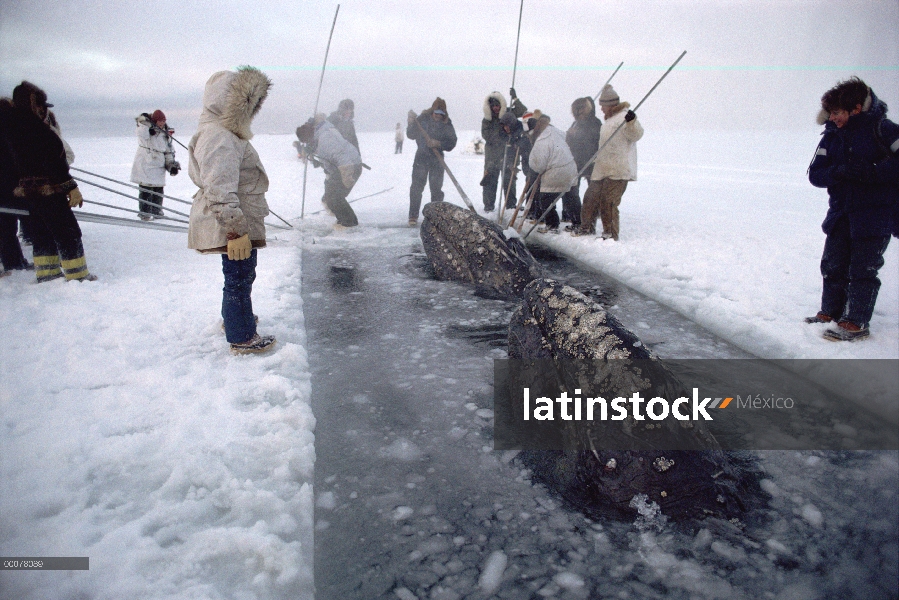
[[528, 123, 577, 193], [808, 91, 899, 239], [130, 115, 174, 187], [188, 68, 272, 252]]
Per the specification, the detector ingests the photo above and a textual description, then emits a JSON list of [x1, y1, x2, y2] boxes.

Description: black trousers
[[409, 157, 445, 220], [819, 216, 891, 329], [138, 185, 164, 216], [0, 197, 29, 269], [29, 194, 89, 281]]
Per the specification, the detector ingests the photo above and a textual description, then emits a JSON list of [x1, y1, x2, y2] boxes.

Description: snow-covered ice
[[1, 126, 897, 599]]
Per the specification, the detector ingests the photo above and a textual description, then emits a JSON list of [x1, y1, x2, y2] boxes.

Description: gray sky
[[1, 0, 897, 137]]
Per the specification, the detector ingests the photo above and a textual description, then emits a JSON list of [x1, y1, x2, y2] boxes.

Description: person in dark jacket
[[561, 96, 601, 227], [807, 77, 899, 341], [327, 99, 359, 152], [0, 98, 32, 273], [480, 89, 527, 212], [498, 110, 533, 212], [6, 81, 94, 282], [406, 97, 457, 226]]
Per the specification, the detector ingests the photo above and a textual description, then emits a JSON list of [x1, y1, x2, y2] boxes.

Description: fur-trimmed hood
[[482, 91, 507, 121], [603, 101, 630, 120], [199, 67, 272, 140], [816, 88, 888, 126]]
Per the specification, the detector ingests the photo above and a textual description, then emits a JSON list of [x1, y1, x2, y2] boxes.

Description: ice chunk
[[394, 587, 418, 600], [316, 491, 336, 510], [553, 571, 585, 590], [800, 503, 823, 527], [380, 438, 423, 461], [478, 550, 508, 594], [391, 506, 414, 521]]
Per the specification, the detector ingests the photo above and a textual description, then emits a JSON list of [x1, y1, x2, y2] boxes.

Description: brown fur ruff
[[221, 67, 272, 141]]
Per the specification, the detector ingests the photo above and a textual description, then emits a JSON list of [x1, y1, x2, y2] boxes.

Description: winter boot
[[230, 333, 277, 354], [804, 312, 833, 324], [823, 321, 870, 342]]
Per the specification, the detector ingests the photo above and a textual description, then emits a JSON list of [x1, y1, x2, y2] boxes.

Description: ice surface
[[2, 128, 896, 599]]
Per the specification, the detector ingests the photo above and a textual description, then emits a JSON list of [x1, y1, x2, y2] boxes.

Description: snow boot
[[804, 312, 833, 324], [230, 333, 277, 355], [823, 321, 870, 342]]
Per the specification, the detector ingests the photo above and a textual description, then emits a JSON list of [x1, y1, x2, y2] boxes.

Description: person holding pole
[[480, 89, 527, 212], [527, 114, 577, 234], [406, 98, 457, 226], [188, 67, 276, 354], [498, 110, 533, 211], [296, 114, 362, 229], [806, 77, 899, 342], [574, 84, 643, 240], [562, 96, 601, 229], [131, 109, 179, 220]]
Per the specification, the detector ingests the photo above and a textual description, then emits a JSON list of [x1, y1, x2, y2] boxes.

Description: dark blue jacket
[[808, 92, 899, 238], [407, 110, 457, 165]]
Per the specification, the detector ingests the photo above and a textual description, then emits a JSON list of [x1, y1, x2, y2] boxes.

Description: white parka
[[130, 116, 174, 187], [527, 124, 577, 193], [590, 102, 643, 182], [187, 68, 272, 252]]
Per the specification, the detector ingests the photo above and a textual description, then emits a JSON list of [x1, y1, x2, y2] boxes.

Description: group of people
[[3, 70, 896, 349], [395, 83, 644, 240]]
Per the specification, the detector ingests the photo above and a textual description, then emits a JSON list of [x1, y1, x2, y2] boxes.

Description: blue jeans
[[221, 249, 258, 343]]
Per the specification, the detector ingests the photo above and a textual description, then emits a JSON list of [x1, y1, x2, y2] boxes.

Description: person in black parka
[[807, 77, 899, 341], [6, 81, 94, 282]]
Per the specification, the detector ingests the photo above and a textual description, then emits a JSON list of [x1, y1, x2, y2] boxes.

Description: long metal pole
[[511, 0, 524, 90], [302, 4, 341, 219], [70, 166, 192, 205], [524, 51, 687, 239], [73, 173, 291, 231], [593, 61, 624, 101]]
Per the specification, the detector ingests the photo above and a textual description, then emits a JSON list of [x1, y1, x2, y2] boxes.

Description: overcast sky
[[1, 0, 897, 137]]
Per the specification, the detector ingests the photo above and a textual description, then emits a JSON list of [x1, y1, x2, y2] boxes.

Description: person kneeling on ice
[[296, 115, 362, 228], [806, 76, 899, 342], [188, 67, 276, 354]]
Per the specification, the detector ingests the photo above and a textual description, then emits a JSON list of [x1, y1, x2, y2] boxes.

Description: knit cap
[[151, 109, 166, 122], [598, 84, 620, 107]]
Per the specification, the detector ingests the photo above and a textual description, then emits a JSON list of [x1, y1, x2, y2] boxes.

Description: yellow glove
[[68, 188, 83, 208], [226, 234, 252, 261]]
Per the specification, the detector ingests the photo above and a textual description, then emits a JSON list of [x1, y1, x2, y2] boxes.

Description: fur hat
[[12, 81, 52, 115], [431, 97, 448, 117], [338, 98, 354, 111], [151, 109, 166, 123], [598, 84, 619, 107]]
